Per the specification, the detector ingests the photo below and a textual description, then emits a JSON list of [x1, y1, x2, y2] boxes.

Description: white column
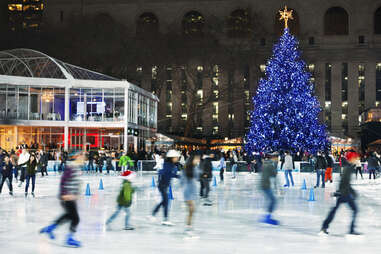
[[124, 86, 129, 152], [64, 86, 70, 151]]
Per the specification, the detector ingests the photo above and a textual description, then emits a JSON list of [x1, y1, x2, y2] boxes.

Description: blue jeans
[[263, 189, 276, 213], [284, 169, 294, 186], [232, 164, 237, 178], [316, 169, 325, 187], [153, 185, 169, 219], [25, 174, 36, 193], [106, 206, 131, 228]]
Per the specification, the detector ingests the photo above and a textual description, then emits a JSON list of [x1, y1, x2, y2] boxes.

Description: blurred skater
[[314, 152, 327, 188], [39, 149, 49, 177], [40, 152, 83, 248], [320, 151, 360, 236], [0, 155, 13, 195], [367, 152, 380, 181], [260, 153, 279, 225], [150, 150, 180, 226], [182, 154, 201, 235], [106, 170, 136, 230], [325, 152, 334, 183], [200, 151, 214, 205], [218, 151, 225, 182]]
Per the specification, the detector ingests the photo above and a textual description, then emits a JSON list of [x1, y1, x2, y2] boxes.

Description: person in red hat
[[106, 170, 136, 230], [320, 151, 361, 236]]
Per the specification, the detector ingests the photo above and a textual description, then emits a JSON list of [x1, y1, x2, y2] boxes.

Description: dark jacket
[[261, 160, 277, 190], [158, 161, 179, 188], [39, 153, 48, 166], [200, 157, 213, 179], [0, 161, 13, 177], [367, 155, 380, 169], [325, 155, 334, 168], [26, 160, 37, 175], [59, 164, 81, 197], [339, 159, 356, 197], [315, 155, 327, 170]]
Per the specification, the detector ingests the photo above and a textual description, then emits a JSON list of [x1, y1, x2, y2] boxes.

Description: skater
[[10, 152, 18, 182], [325, 152, 334, 183], [151, 150, 180, 225], [182, 154, 201, 235], [119, 152, 129, 172], [25, 154, 37, 197], [200, 151, 214, 205], [320, 151, 360, 235], [17, 148, 30, 187], [106, 170, 136, 230], [314, 152, 327, 188], [281, 151, 294, 187], [367, 152, 380, 180], [87, 152, 95, 173], [229, 151, 238, 179], [354, 154, 363, 180], [153, 152, 164, 172], [39, 149, 49, 177], [260, 153, 279, 225], [105, 153, 114, 174], [0, 155, 13, 195], [40, 152, 84, 247], [96, 153, 105, 173], [218, 151, 225, 182]]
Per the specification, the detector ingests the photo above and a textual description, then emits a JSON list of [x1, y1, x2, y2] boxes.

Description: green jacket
[[117, 180, 135, 207], [119, 155, 134, 167], [261, 160, 277, 190]]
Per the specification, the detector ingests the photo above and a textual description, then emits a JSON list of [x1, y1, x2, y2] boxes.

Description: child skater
[[260, 152, 279, 225], [150, 150, 180, 226], [106, 170, 136, 230], [39, 152, 84, 248]]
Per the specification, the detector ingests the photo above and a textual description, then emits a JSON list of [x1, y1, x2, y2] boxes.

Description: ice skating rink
[[0, 172, 380, 254]]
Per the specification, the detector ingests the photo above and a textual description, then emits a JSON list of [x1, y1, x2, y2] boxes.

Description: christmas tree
[[245, 7, 328, 154]]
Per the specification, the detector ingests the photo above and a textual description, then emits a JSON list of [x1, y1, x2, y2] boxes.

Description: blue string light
[[245, 28, 329, 154]]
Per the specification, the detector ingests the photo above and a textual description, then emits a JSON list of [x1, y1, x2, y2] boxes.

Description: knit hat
[[345, 151, 359, 163], [119, 170, 136, 181]]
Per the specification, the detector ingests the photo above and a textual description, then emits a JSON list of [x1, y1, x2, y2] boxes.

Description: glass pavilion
[[0, 49, 158, 152]]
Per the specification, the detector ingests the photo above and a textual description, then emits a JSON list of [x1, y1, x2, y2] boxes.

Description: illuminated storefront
[[0, 49, 158, 152]]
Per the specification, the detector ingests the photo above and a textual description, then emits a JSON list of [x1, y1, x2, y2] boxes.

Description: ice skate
[[124, 226, 135, 230], [147, 215, 157, 223], [184, 226, 199, 239], [318, 228, 329, 236], [260, 214, 279, 225], [161, 220, 175, 226], [65, 234, 81, 248], [203, 198, 213, 206], [39, 224, 57, 240], [31, 192, 35, 198]]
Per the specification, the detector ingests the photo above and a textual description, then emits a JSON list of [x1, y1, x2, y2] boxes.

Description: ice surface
[[0, 171, 380, 254]]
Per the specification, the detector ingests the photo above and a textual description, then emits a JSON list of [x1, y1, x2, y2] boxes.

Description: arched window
[[227, 9, 251, 38], [274, 8, 299, 36], [324, 7, 349, 35], [375, 7, 381, 34], [182, 11, 205, 36], [137, 12, 159, 36]]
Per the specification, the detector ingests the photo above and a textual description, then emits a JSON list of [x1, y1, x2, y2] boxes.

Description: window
[[375, 7, 381, 34], [275, 8, 299, 35], [8, 0, 44, 31], [227, 9, 251, 38], [324, 7, 349, 35], [137, 12, 159, 36], [358, 65, 365, 113], [376, 63, 381, 105], [183, 11, 205, 36], [325, 63, 332, 129], [342, 63, 348, 133]]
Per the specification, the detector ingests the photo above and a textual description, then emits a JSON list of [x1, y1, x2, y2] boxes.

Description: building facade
[[5, 0, 381, 140], [0, 49, 158, 152]]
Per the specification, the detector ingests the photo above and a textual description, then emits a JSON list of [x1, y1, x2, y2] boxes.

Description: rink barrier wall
[[40, 160, 345, 173]]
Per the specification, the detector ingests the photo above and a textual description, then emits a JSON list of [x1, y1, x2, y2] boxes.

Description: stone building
[[5, 0, 381, 140]]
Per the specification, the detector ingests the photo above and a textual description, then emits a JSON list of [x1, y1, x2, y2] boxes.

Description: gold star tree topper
[[279, 6, 293, 29]]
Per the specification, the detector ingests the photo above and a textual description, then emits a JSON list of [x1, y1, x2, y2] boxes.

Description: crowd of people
[[1, 143, 381, 247]]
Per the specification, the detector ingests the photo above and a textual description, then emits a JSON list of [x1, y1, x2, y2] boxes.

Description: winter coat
[[117, 180, 135, 207], [158, 161, 179, 188], [281, 155, 294, 170], [0, 161, 13, 177], [200, 157, 213, 180], [18, 152, 30, 167], [39, 153, 48, 166], [338, 159, 356, 197], [59, 163, 81, 197], [261, 160, 277, 190], [367, 155, 380, 169], [26, 160, 37, 175], [315, 155, 327, 170], [118, 155, 129, 167], [325, 155, 334, 168]]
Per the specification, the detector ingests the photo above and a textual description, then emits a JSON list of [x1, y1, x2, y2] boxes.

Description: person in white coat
[[17, 148, 30, 187], [281, 151, 294, 187]]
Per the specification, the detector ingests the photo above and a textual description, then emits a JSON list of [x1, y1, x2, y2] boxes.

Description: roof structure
[[0, 48, 118, 81]]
